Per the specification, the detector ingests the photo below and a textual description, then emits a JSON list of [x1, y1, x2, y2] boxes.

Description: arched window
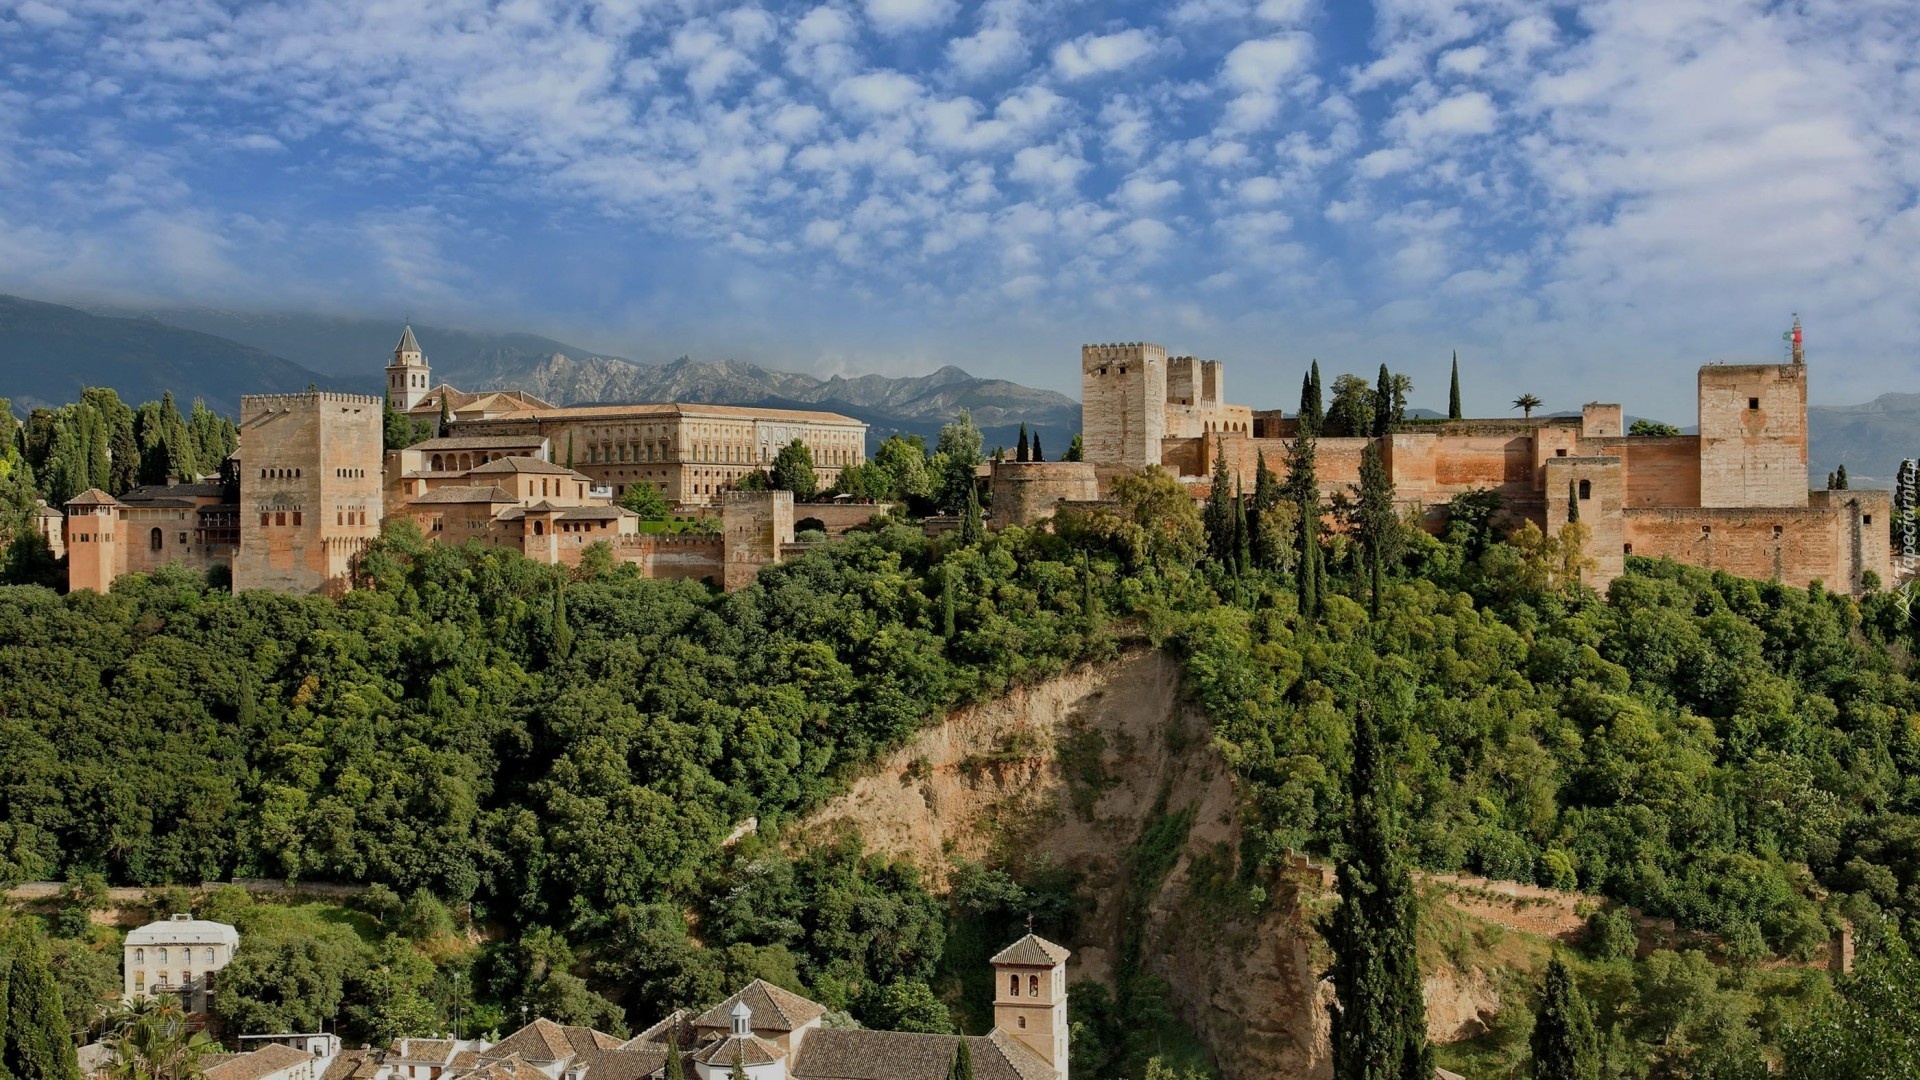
[[1577, 479, 1592, 500], [134, 971, 145, 990], [1009, 975, 1020, 996], [150, 527, 164, 551], [1029, 974, 1040, 996], [205, 947, 215, 963], [1017, 1016, 1027, 1029], [135, 948, 145, 964], [533, 520, 545, 535], [157, 948, 168, 964]]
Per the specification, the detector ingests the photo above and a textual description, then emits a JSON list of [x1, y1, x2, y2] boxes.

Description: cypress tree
[[1063, 434, 1084, 462], [942, 571, 958, 639], [947, 1037, 974, 1080], [0, 925, 83, 1080], [1250, 449, 1279, 570], [1016, 424, 1030, 463], [960, 484, 984, 545], [1310, 361, 1324, 428], [1205, 436, 1235, 563], [1357, 441, 1395, 618], [1287, 431, 1321, 620], [1530, 957, 1599, 1080], [1328, 700, 1431, 1080], [1568, 480, 1580, 524], [730, 1047, 747, 1080], [439, 393, 452, 432], [1448, 352, 1462, 421], [1372, 364, 1394, 438], [1300, 363, 1325, 437], [550, 586, 573, 664], [664, 1043, 684, 1080], [1835, 463, 1849, 490], [1030, 433, 1043, 462]]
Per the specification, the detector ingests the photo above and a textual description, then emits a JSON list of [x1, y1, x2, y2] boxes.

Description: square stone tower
[[234, 392, 384, 595], [1698, 364, 1808, 507], [1081, 342, 1167, 469], [991, 934, 1070, 1080]]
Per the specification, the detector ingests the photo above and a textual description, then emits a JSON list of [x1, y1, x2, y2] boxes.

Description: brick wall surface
[[1081, 343, 1167, 468], [989, 462, 1100, 527], [1613, 438, 1702, 507], [1698, 364, 1808, 508], [234, 393, 383, 595], [723, 490, 795, 592]]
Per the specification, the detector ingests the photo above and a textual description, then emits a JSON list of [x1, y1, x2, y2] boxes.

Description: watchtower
[[1697, 363, 1808, 508], [64, 489, 121, 593], [386, 325, 431, 411], [992, 934, 1070, 1080], [1081, 342, 1167, 468], [234, 391, 383, 595]]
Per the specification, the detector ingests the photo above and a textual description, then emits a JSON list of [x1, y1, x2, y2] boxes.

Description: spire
[[395, 324, 422, 360]]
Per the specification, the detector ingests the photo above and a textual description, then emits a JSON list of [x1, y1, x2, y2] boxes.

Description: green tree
[[1203, 437, 1235, 563], [869, 980, 952, 1034], [770, 440, 818, 500], [1513, 393, 1543, 419], [1326, 374, 1375, 438], [1030, 433, 1043, 462], [1327, 700, 1431, 1080], [1355, 441, 1397, 618], [1286, 430, 1322, 619], [1530, 957, 1598, 1080], [1628, 419, 1680, 437], [1304, 361, 1325, 436], [1784, 933, 1920, 1079], [959, 484, 984, 546], [934, 411, 985, 513], [948, 1038, 974, 1080], [1062, 434, 1084, 462], [663, 1044, 685, 1080], [383, 392, 428, 452], [0, 924, 82, 1080], [214, 926, 363, 1034], [1830, 464, 1849, 490], [549, 587, 574, 665], [100, 998, 211, 1080], [620, 483, 672, 520], [1448, 352, 1462, 421], [346, 937, 441, 1044], [1016, 424, 1030, 463], [1372, 364, 1394, 438], [730, 1047, 747, 1080], [872, 435, 933, 502]]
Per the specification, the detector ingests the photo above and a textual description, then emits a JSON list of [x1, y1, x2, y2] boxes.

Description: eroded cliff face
[[804, 649, 1333, 1080]]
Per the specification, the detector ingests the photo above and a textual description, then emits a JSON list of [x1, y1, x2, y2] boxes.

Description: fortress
[[1069, 334, 1892, 595], [57, 328, 874, 596]]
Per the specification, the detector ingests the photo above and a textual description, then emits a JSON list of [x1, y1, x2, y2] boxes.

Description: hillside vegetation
[[2, 470, 1919, 1076]]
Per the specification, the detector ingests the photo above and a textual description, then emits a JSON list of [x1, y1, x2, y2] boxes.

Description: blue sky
[[1, 0, 1916, 422]]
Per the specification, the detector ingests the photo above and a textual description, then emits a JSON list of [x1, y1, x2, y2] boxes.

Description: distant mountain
[[0, 294, 338, 410], [1810, 393, 1920, 489], [98, 307, 641, 382], [45, 299, 1081, 450]]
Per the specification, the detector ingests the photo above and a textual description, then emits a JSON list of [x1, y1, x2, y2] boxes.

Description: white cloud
[[833, 71, 923, 115], [1393, 90, 1497, 140], [863, 0, 957, 35], [1009, 143, 1089, 190], [1220, 33, 1313, 130], [1053, 29, 1161, 81]]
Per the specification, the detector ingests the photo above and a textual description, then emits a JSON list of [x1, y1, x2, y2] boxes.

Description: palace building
[[1069, 328, 1892, 595]]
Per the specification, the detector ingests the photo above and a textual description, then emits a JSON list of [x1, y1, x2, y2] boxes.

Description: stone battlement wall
[[240, 392, 383, 409], [990, 462, 1100, 528]]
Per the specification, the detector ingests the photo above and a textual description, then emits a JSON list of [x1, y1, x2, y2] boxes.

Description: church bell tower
[[386, 325, 431, 411], [991, 934, 1070, 1079]]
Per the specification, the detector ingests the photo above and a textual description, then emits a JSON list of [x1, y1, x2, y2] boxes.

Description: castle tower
[[1081, 343, 1167, 468], [64, 489, 122, 593], [991, 934, 1070, 1080], [386, 325, 431, 411], [234, 392, 384, 595], [1697, 361, 1808, 508]]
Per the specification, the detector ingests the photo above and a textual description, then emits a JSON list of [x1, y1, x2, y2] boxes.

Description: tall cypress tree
[[1357, 442, 1396, 618], [1372, 364, 1394, 439], [942, 570, 959, 639], [1287, 431, 1321, 620], [549, 586, 573, 664], [0, 925, 83, 1080], [1300, 363, 1325, 437], [1530, 957, 1599, 1080], [1328, 699, 1431, 1080], [1250, 449, 1280, 571], [1448, 352, 1462, 421], [960, 483, 984, 545], [1016, 424, 1030, 463], [1204, 436, 1235, 563], [1030, 433, 1044, 462], [1567, 480, 1580, 524], [663, 1043, 685, 1080], [947, 1038, 974, 1080]]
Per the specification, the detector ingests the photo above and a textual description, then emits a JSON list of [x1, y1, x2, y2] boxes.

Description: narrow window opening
[[1748, 397, 1760, 410]]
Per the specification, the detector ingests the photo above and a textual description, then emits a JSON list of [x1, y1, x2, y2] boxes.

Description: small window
[[135, 948, 145, 964], [157, 948, 168, 964], [1010, 975, 1020, 996], [275, 512, 286, 527], [150, 527, 164, 551], [204, 948, 214, 963], [178, 532, 187, 544], [1578, 479, 1592, 500], [292, 512, 302, 526], [134, 971, 145, 989], [1017, 1016, 1027, 1030], [1773, 525, 1783, 539], [260, 513, 270, 527], [1701, 524, 1711, 536], [1748, 397, 1760, 410], [1029, 974, 1040, 996], [1555, 448, 1568, 457], [1864, 514, 1873, 525], [1623, 543, 1633, 555]]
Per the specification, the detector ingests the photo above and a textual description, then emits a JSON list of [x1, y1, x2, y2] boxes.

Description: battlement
[[241, 392, 383, 409], [1081, 342, 1167, 370]]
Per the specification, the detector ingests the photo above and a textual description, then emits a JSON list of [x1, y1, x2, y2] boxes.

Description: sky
[[1, 0, 1916, 422]]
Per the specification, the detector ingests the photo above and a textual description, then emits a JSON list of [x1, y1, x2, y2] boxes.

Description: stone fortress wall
[[1075, 339, 1893, 596], [232, 392, 384, 596]]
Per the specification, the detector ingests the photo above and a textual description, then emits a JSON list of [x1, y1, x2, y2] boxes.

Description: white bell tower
[[386, 324, 431, 411]]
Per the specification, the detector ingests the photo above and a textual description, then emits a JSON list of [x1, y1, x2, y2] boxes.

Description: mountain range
[[1, 293, 1912, 483]]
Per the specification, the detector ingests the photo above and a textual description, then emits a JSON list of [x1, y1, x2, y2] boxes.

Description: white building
[[123, 913, 240, 1015]]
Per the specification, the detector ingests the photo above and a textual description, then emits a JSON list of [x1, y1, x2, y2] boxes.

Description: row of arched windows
[[133, 947, 216, 964], [260, 468, 301, 479], [1009, 973, 1042, 997]]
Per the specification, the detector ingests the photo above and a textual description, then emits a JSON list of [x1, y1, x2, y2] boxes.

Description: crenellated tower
[[1080, 342, 1167, 468]]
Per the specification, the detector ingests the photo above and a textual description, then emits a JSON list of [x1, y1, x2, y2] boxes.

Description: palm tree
[[101, 997, 215, 1080], [1513, 393, 1544, 419]]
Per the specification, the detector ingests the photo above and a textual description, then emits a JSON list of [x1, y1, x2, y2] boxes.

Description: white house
[[123, 914, 240, 1015]]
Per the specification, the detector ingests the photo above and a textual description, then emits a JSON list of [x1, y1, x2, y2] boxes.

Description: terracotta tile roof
[[120, 483, 227, 503], [466, 457, 584, 477], [409, 485, 518, 505], [461, 1055, 550, 1080], [788, 1030, 1053, 1080], [688, 1034, 783, 1068], [407, 386, 555, 417], [692, 980, 827, 1033], [319, 1050, 381, 1080], [66, 488, 120, 507], [390, 1039, 456, 1064], [572, 1046, 668, 1080], [408, 436, 550, 453], [203, 1042, 314, 1080], [989, 934, 1070, 967], [479, 1019, 621, 1065], [626, 1010, 694, 1051], [555, 506, 630, 521]]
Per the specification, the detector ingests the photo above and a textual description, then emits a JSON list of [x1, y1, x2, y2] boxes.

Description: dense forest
[[3, 384, 1920, 1077]]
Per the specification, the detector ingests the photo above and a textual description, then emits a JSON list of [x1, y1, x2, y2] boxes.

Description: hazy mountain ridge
[[1809, 393, 1920, 488], [0, 294, 336, 409]]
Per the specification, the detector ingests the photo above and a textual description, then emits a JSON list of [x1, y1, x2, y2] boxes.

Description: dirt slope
[[805, 649, 1333, 1079]]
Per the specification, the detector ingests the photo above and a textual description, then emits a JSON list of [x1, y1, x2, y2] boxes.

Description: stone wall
[[233, 393, 384, 596], [1612, 437, 1702, 508], [723, 490, 795, 592], [1081, 343, 1167, 468], [794, 502, 894, 537], [989, 462, 1100, 528], [1544, 457, 1627, 593], [1698, 364, 1808, 508], [1623, 506, 1844, 588]]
